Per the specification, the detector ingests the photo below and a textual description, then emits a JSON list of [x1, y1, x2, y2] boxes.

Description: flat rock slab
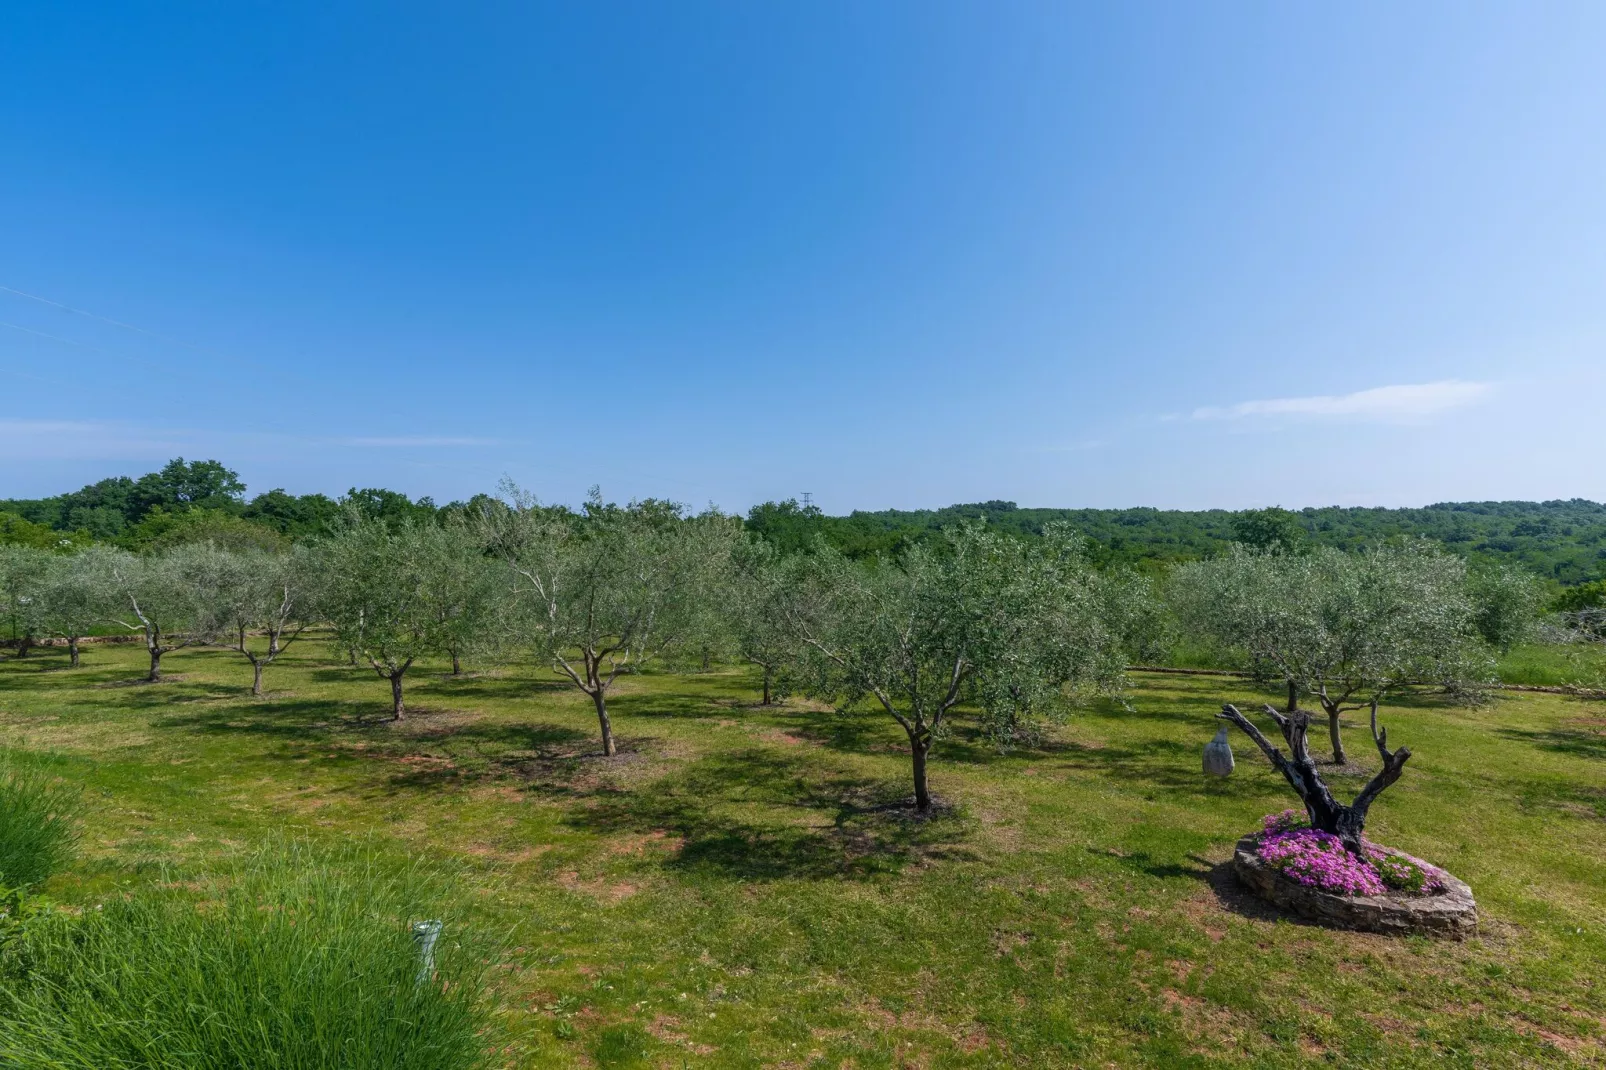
[[1232, 835, 1477, 939]]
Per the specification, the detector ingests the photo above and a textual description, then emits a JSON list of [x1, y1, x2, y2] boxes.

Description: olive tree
[[1466, 561, 1544, 654], [37, 547, 122, 667], [725, 536, 808, 705], [791, 522, 1124, 812], [479, 486, 739, 757], [1171, 541, 1489, 764], [1218, 699, 1411, 856], [106, 547, 209, 682], [191, 545, 317, 695], [426, 520, 504, 676], [0, 546, 49, 658], [316, 519, 461, 719]]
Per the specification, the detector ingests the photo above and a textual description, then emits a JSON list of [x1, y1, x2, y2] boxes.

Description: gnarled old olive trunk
[[1218, 700, 1410, 856]]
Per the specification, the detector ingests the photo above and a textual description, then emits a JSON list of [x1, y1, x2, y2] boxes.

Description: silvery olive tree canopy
[[315, 518, 466, 720], [791, 521, 1130, 812], [1169, 541, 1492, 764], [478, 484, 741, 757]]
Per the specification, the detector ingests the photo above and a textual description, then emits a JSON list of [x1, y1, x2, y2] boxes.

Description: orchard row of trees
[[0, 488, 1574, 811], [9, 458, 1606, 587]]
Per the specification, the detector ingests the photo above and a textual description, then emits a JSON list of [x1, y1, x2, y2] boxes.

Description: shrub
[[0, 759, 83, 888], [0, 843, 492, 1070]]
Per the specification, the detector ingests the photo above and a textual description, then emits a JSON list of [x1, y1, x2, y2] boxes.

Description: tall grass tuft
[[0, 757, 83, 888], [0, 842, 493, 1070]]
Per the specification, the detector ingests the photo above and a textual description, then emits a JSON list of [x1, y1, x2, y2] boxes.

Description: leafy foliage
[[1230, 507, 1308, 555], [722, 537, 808, 704], [0, 547, 48, 645], [0, 513, 86, 552], [104, 546, 210, 680], [315, 519, 467, 717], [1172, 542, 1490, 761], [479, 486, 740, 754], [793, 522, 1127, 808], [1466, 561, 1547, 653], [0, 459, 436, 548], [745, 497, 1606, 584], [1172, 542, 1490, 697]]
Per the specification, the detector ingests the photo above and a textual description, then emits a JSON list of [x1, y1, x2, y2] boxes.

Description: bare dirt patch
[[556, 870, 641, 902], [602, 829, 687, 857]]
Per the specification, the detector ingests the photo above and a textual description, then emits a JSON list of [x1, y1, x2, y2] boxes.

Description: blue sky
[[3, 2, 1603, 512]]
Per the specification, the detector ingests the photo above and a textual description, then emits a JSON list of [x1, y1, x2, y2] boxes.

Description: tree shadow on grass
[[384, 723, 635, 796], [151, 697, 390, 739], [1496, 724, 1606, 762], [0, 655, 196, 693], [783, 710, 898, 755], [603, 689, 730, 723], [1054, 737, 1225, 792], [1110, 848, 1331, 929], [424, 673, 569, 698], [563, 747, 975, 882], [152, 699, 611, 784], [89, 678, 253, 707]]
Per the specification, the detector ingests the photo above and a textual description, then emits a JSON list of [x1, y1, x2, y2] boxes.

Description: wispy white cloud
[[346, 436, 500, 448], [0, 419, 105, 435], [0, 418, 185, 459], [0, 419, 505, 463], [1191, 380, 1494, 423]]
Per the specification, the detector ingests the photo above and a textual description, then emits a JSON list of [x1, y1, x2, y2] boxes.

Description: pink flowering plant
[[1254, 811, 1446, 898]]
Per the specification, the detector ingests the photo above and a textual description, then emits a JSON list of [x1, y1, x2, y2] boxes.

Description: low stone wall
[[1232, 835, 1478, 939], [0, 635, 142, 649]]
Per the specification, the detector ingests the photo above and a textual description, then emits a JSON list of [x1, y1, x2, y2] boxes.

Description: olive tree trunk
[[908, 730, 932, 812], [366, 656, 413, 721], [591, 689, 616, 757], [1218, 701, 1409, 855], [1326, 707, 1348, 764]]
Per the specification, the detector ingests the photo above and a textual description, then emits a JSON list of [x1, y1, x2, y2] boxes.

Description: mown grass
[[0, 639, 1603, 1068]]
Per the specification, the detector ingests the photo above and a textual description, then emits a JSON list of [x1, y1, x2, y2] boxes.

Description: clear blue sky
[[3, 2, 1603, 512]]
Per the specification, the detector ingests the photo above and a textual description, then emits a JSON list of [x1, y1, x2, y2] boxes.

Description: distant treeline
[[4, 459, 1604, 586], [0, 458, 495, 553], [745, 498, 1606, 585]]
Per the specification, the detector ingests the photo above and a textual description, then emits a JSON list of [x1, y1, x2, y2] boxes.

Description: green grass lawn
[[1, 639, 1603, 1068], [1496, 642, 1606, 689]]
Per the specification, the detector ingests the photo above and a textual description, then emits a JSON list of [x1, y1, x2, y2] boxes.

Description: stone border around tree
[[1232, 835, 1478, 939]]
